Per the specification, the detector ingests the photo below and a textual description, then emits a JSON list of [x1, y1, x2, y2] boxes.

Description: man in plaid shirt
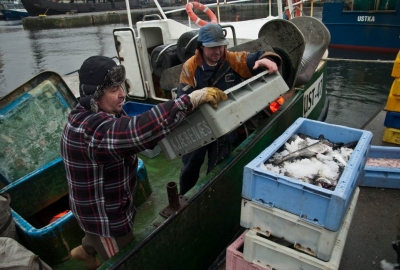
[[61, 55, 227, 268]]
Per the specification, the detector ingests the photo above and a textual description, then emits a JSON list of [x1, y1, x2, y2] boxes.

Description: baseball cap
[[197, 24, 229, 47]]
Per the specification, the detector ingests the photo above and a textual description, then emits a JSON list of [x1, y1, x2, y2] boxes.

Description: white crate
[[240, 188, 359, 261], [242, 187, 359, 270], [158, 71, 289, 160], [139, 145, 161, 159]]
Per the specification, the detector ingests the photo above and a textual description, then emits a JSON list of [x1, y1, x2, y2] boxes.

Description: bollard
[[166, 181, 180, 209], [159, 181, 187, 218]]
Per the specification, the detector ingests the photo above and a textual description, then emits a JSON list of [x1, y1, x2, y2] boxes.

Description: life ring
[[186, 2, 218, 27], [285, 0, 301, 20]]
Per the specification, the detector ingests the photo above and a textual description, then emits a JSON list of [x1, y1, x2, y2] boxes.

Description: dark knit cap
[[79, 56, 126, 113]]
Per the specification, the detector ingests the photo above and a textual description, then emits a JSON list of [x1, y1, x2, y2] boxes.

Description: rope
[[322, 58, 395, 64]]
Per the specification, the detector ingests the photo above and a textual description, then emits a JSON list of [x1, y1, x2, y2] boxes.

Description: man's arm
[[253, 58, 278, 73], [225, 50, 282, 79]]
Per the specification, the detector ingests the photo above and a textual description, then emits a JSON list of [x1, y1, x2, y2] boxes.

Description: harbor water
[[0, 12, 396, 129]]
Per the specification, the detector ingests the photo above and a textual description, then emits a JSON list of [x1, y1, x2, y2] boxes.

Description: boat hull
[[20, 0, 140, 16], [322, 1, 400, 53], [100, 63, 328, 270], [1, 9, 29, 20]]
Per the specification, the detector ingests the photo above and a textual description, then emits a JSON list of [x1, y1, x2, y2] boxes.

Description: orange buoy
[[185, 2, 218, 27], [285, 0, 301, 19]]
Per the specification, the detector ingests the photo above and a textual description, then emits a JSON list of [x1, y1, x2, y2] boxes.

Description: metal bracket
[[159, 196, 188, 218]]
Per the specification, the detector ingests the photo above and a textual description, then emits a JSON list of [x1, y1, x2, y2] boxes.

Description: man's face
[[97, 85, 126, 114], [202, 45, 224, 65]]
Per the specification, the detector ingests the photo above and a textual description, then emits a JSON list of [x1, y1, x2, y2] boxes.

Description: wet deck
[[340, 107, 400, 270]]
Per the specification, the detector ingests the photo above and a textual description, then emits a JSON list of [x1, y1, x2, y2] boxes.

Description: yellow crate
[[392, 78, 400, 96], [382, 127, 400, 145], [392, 51, 400, 78], [385, 79, 400, 112]]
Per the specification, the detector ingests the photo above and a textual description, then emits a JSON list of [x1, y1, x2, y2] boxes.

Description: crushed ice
[[262, 134, 355, 190]]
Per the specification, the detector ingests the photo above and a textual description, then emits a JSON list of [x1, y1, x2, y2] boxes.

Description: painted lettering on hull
[[169, 120, 213, 151], [303, 74, 323, 117], [357, 16, 375, 22]]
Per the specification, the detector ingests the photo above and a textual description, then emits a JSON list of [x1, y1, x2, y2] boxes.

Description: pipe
[[166, 181, 180, 209], [124, 0, 132, 28], [217, 0, 221, 23]]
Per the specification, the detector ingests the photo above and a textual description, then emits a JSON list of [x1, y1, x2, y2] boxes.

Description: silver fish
[[272, 140, 333, 165], [313, 170, 337, 190]]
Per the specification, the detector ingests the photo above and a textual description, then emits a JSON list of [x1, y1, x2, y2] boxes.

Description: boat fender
[[177, 30, 199, 63], [185, 2, 218, 27], [150, 44, 181, 77]]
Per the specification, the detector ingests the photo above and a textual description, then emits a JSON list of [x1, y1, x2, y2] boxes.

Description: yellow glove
[[188, 87, 228, 109]]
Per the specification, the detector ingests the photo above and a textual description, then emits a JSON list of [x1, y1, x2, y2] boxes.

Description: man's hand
[[188, 87, 228, 109], [253, 58, 278, 74]]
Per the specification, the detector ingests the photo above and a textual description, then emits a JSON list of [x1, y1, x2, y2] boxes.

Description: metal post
[[166, 181, 180, 209], [268, 0, 271, 17], [125, 0, 132, 28], [187, 0, 191, 28], [217, 0, 220, 23], [311, 0, 314, 17], [287, 0, 293, 19]]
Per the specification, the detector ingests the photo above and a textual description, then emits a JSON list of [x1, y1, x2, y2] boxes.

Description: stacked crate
[[383, 51, 400, 145], [226, 118, 372, 270]]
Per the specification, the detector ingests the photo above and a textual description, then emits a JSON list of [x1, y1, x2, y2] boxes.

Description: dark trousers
[[179, 132, 235, 195]]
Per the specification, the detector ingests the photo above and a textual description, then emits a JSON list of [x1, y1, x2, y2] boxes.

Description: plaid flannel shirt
[[60, 96, 192, 237]]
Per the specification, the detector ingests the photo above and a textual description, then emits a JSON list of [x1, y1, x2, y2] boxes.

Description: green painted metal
[[0, 72, 77, 185], [97, 64, 328, 270], [0, 72, 153, 267], [353, 0, 375, 10], [49, 62, 327, 270], [0, 59, 327, 269]]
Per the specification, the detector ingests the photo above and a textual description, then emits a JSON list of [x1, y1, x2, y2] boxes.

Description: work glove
[[188, 87, 228, 109]]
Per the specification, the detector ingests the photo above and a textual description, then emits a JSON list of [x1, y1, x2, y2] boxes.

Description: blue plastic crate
[[242, 118, 372, 231], [384, 111, 400, 129], [359, 146, 400, 189], [123, 101, 154, 116]]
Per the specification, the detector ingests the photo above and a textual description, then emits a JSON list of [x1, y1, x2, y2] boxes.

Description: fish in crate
[[264, 133, 357, 190]]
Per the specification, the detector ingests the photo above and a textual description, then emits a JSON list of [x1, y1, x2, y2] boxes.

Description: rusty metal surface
[[159, 195, 188, 218]]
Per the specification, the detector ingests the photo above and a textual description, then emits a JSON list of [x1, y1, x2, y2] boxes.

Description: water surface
[[0, 9, 396, 128]]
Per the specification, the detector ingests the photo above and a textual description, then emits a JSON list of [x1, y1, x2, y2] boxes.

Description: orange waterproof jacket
[[177, 48, 281, 96]]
